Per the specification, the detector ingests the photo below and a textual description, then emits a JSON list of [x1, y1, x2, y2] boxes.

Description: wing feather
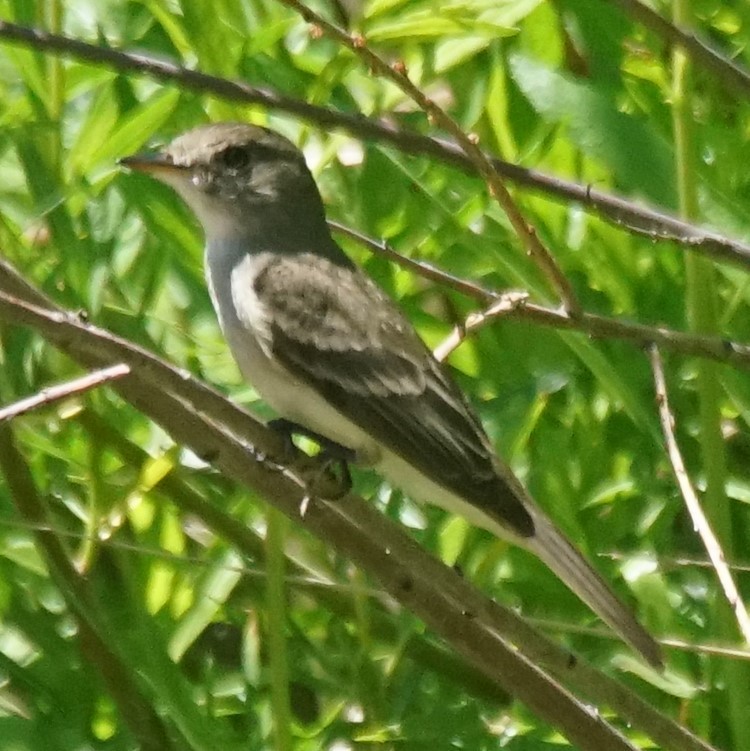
[[254, 253, 533, 536]]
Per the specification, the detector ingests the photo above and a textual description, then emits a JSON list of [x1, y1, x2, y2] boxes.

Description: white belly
[[207, 246, 514, 541], [212, 251, 376, 459], [225, 314, 381, 461], [226, 316, 512, 537]]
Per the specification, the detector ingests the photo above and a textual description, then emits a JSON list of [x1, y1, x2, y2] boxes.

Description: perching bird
[[121, 122, 661, 668]]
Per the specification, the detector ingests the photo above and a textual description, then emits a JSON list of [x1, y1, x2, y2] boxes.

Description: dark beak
[[118, 152, 185, 176]]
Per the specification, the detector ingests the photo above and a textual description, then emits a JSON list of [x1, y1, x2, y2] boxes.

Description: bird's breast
[[205, 246, 380, 463]]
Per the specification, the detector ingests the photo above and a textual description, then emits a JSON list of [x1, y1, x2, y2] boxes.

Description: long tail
[[522, 511, 662, 669]]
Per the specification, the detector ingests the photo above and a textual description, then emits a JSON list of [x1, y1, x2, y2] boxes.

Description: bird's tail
[[522, 511, 662, 669]]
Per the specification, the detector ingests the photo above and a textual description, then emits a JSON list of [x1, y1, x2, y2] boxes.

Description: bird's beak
[[118, 152, 185, 176]]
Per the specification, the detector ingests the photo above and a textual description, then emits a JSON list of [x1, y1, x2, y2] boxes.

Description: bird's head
[[121, 122, 325, 241]]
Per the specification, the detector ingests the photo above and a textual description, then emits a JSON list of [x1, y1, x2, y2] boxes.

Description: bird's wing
[[247, 252, 663, 667], [250, 252, 533, 537]]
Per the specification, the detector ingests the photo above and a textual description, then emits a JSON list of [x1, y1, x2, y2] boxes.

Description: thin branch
[[649, 345, 750, 645], [0, 256, 285, 460], [332, 222, 750, 371], [605, 550, 750, 575], [0, 257, 719, 751], [433, 292, 529, 362], [3, 513, 750, 667], [278, 0, 580, 315], [12, 511, 750, 588], [605, 0, 750, 98], [1, 21, 750, 271], [3, 516, 750, 668], [0, 363, 130, 422], [532, 617, 750, 662], [331, 222, 498, 300]]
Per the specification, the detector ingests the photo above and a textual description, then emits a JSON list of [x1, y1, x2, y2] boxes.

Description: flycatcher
[[122, 122, 661, 668]]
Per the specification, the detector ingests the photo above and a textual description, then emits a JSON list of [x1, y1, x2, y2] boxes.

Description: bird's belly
[[375, 448, 518, 541], [224, 321, 380, 461], [225, 322, 514, 541]]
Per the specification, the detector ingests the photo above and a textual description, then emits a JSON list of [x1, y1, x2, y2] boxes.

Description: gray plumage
[[122, 122, 662, 668]]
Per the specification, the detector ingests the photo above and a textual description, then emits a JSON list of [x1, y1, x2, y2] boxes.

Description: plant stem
[[672, 2, 750, 747], [266, 508, 293, 751]]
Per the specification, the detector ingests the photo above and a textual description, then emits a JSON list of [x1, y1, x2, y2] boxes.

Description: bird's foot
[[267, 418, 298, 459], [316, 448, 353, 496], [267, 418, 354, 498], [268, 418, 356, 461]]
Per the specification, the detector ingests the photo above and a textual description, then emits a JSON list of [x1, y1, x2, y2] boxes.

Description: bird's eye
[[219, 146, 250, 170]]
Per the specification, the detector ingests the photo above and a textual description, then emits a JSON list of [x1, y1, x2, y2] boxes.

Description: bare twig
[[8, 509, 750, 662], [1, 22, 750, 271], [332, 222, 750, 371], [3, 513, 750, 665], [532, 616, 750, 662], [605, 551, 750, 575], [277, 0, 581, 315], [433, 292, 529, 362], [605, 0, 750, 98], [649, 345, 750, 645], [0, 363, 130, 422]]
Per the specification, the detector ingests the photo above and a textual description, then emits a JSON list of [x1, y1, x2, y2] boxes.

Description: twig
[[332, 222, 750, 371], [606, 0, 750, 98], [3, 513, 750, 664], [433, 292, 529, 362], [0, 363, 130, 422], [1, 21, 750, 271], [604, 550, 750, 574], [649, 345, 750, 645], [531, 616, 750, 662], [277, 0, 581, 316]]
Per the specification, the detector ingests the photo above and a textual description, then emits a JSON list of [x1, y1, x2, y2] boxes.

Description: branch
[[4, 514, 750, 662], [433, 292, 529, 362], [649, 345, 750, 644], [0, 424, 178, 751], [606, 550, 750, 576], [0, 256, 719, 751], [333, 222, 750, 371], [1, 21, 749, 272], [0, 294, 634, 751], [278, 0, 580, 315], [0, 363, 130, 422], [605, 0, 750, 98]]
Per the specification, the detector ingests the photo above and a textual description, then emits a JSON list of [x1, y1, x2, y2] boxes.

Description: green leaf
[[85, 88, 180, 169], [510, 53, 676, 207]]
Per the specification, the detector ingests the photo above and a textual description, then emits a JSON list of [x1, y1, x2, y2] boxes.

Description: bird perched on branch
[[122, 121, 661, 668]]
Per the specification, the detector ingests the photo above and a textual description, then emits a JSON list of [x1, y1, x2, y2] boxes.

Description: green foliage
[[0, 0, 749, 748]]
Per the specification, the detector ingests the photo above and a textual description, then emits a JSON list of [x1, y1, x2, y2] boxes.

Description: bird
[[121, 121, 662, 668]]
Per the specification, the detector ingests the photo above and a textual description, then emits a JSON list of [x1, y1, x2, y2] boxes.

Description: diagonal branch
[[432, 292, 529, 362], [2, 22, 748, 272], [277, 0, 581, 315], [0, 255, 719, 751], [648, 345, 750, 645], [0, 292, 634, 751], [332, 222, 750, 371], [0, 424, 179, 751], [0, 363, 130, 421], [605, 0, 750, 98]]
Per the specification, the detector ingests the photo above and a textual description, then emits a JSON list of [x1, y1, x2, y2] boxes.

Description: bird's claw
[[267, 418, 354, 499]]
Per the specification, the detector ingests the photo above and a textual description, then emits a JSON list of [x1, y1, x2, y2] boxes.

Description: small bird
[[121, 122, 661, 668]]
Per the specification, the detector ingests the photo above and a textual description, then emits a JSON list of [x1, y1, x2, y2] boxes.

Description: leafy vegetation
[[1, 0, 749, 748]]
